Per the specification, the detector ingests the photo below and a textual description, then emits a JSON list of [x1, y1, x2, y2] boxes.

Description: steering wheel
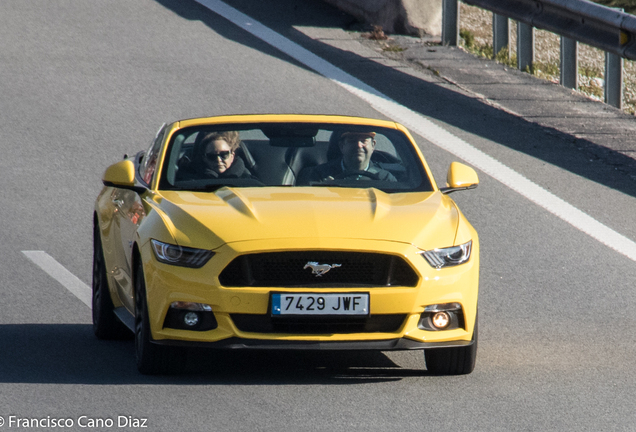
[[332, 170, 381, 180]]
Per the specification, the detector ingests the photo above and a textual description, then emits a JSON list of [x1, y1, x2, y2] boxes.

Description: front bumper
[[139, 237, 480, 347]]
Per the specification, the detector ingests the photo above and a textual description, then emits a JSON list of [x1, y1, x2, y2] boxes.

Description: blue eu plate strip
[[272, 294, 281, 315]]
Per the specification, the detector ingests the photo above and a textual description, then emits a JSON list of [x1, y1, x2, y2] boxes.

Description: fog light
[[418, 303, 464, 331], [432, 311, 451, 329], [164, 302, 218, 331], [183, 312, 199, 327]]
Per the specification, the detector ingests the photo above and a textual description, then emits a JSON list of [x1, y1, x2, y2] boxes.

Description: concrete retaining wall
[[322, 0, 442, 36]]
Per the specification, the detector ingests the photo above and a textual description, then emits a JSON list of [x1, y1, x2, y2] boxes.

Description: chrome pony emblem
[[303, 261, 342, 277]]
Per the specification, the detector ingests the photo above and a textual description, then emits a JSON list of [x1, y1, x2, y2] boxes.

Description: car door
[[111, 124, 166, 312]]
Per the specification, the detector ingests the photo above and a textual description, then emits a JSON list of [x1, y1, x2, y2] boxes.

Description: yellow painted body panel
[[154, 188, 458, 250]]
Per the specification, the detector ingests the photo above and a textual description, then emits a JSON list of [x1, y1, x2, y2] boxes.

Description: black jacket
[[297, 158, 396, 185], [178, 156, 254, 180]]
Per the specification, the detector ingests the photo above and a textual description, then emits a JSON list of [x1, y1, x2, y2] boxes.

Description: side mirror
[[102, 160, 146, 193], [440, 162, 479, 194]]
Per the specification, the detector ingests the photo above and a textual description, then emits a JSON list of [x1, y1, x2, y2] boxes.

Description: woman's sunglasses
[[205, 151, 232, 161]]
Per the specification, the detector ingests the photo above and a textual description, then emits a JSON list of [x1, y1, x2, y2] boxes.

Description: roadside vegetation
[[459, 2, 636, 114], [594, 0, 636, 14], [364, 25, 406, 52]]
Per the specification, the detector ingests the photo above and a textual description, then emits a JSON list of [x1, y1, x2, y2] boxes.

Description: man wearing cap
[[298, 131, 397, 184]]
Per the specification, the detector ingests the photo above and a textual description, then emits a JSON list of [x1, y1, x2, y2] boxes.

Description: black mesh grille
[[219, 252, 419, 287], [231, 314, 407, 334]]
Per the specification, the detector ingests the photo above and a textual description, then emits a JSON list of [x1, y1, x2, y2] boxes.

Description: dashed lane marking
[[22, 250, 92, 308]]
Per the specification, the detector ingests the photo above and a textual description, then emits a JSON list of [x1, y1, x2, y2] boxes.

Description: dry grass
[[594, 0, 636, 14], [459, 3, 636, 114]]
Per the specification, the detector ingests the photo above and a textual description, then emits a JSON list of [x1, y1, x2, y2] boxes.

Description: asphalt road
[[1, 0, 636, 431]]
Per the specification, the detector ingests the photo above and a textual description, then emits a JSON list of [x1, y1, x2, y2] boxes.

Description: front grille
[[219, 251, 419, 287], [231, 314, 407, 334]]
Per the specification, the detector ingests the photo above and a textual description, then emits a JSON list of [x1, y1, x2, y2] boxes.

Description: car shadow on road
[[154, 0, 636, 200], [0, 324, 434, 384]]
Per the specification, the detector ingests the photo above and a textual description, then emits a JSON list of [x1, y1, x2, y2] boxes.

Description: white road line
[[22, 251, 92, 308], [196, 0, 636, 262]]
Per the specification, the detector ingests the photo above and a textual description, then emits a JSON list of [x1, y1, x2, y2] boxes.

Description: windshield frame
[[157, 122, 435, 193]]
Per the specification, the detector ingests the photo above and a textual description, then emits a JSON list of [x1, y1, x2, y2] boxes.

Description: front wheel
[[134, 260, 186, 375], [424, 316, 478, 375], [92, 226, 130, 340]]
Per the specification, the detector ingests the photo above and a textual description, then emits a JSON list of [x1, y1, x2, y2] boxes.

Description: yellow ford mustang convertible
[[93, 114, 480, 375]]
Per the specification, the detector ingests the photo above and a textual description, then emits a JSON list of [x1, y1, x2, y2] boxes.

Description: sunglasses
[[205, 151, 232, 161]]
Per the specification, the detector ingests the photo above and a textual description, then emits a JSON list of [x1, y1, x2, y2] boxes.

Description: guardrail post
[[493, 14, 510, 59], [605, 51, 623, 108], [605, 7, 624, 109], [560, 37, 578, 89], [517, 22, 534, 72], [442, 0, 459, 46]]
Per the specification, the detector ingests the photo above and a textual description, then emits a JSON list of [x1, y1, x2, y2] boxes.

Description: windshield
[[158, 123, 433, 193]]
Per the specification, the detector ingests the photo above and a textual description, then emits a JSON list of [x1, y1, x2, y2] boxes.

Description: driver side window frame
[[139, 124, 167, 186]]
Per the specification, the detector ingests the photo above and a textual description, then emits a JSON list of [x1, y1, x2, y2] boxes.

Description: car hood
[[154, 187, 459, 250]]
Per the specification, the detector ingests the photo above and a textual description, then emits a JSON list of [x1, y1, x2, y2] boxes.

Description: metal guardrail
[[442, 0, 636, 108]]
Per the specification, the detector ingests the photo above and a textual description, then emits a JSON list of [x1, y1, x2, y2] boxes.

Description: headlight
[[150, 239, 214, 268], [420, 240, 472, 269]]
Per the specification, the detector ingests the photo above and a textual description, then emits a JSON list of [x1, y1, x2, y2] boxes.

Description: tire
[[424, 315, 478, 375], [134, 260, 186, 375], [92, 225, 131, 340]]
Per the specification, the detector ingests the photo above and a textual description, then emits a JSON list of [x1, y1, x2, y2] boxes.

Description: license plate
[[271, 293, 369, 316]]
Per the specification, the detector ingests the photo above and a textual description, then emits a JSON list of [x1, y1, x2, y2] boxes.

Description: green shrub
[[460, 29, 475, 49]]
